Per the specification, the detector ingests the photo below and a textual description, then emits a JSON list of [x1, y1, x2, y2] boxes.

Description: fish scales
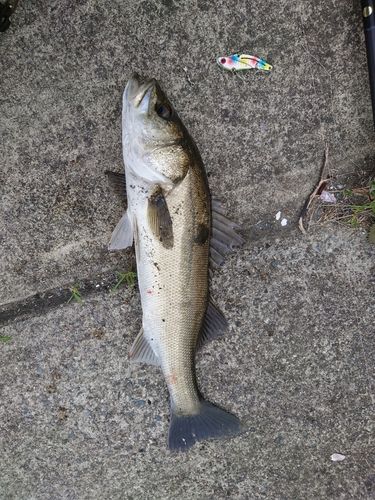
[[138, 165, 210, 415], [108, 73, 244, 451]]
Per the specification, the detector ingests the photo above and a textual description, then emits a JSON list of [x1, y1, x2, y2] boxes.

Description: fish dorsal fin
[[210, 198, 245, 268], [108, 209, 133, 250], [196, 296, 228, 351], [105, 170, 127, 201], [147, 185, 174, 249], [129, 327, 160, 366]]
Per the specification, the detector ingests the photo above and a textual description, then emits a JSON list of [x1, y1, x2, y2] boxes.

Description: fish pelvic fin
[[108, 209, 133, 250], [196, 295, 228, 350], [168, 400, 244, 452]]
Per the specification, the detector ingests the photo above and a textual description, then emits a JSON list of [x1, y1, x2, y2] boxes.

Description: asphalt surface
[[1, 1, 375, 499]]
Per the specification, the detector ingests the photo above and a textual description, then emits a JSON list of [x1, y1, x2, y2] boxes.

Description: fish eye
[[220, 58, 226, 64], [156, 102, 172, 120]]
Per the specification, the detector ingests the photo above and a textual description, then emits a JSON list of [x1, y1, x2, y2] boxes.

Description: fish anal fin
[[109, 209, 133, 250], [196, 296, 228, 351], [147, 185, 174, 249], [129, 327, 160, 366]]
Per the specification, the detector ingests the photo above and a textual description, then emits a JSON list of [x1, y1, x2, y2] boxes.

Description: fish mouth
[[125, 73, 156, 111]]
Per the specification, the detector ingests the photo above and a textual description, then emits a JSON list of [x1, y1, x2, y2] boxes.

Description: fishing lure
[[217, 53, 272, 72]]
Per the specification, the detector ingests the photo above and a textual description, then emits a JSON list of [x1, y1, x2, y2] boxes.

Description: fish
[[107, 73, 245, 452], [217, 53, 272, 72]]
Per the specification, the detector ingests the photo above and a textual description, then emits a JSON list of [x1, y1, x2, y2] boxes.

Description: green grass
[[0, 325, 11, 342], [67, 283, 83, 304], [342, 181, 375, 236], [344, 215, 359, 229], [111, 270, 137, 293], [350, 200, 375, 215]]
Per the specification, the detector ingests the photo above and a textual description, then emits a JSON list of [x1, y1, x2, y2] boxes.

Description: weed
[[111, 270, 137, 293], [350, 200, 375, 215], [369, 180, 375, 200], [344, 215, 359, 229], [302, 177, 375, 239], [343, 183, 375, 231], [67, 283, 83, 304], [0, 325, 11, 342]]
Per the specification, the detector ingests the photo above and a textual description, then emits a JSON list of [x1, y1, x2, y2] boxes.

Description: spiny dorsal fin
[[196, 296, 228, 351], [209, 198, 245, 269], [129, 327, 160, 366], [147, 185, 174, 249], [105, 170, 127, 201]]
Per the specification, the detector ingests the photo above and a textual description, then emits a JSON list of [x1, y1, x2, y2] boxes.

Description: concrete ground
[[1, 1, 374, 498]]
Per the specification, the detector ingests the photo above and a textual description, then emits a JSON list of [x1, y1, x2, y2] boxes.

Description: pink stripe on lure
[[217, 54, 272, 72]]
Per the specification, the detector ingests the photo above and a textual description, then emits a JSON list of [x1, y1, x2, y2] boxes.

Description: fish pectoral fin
[[196, 295, 228, 350], [105, 170, 127, 201], [209, 197, 246, 269], [129, 327, 160, 366], [147, 185, 174, 249], [108, 209, 133, 250]]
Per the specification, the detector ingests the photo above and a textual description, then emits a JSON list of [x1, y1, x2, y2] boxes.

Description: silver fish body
[[109, 74, 244, 451]]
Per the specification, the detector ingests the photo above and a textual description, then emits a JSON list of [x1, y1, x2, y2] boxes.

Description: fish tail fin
[[168, 400, 244, 452]]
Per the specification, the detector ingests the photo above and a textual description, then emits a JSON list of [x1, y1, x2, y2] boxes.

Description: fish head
[[122, 73, 191, 186]]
